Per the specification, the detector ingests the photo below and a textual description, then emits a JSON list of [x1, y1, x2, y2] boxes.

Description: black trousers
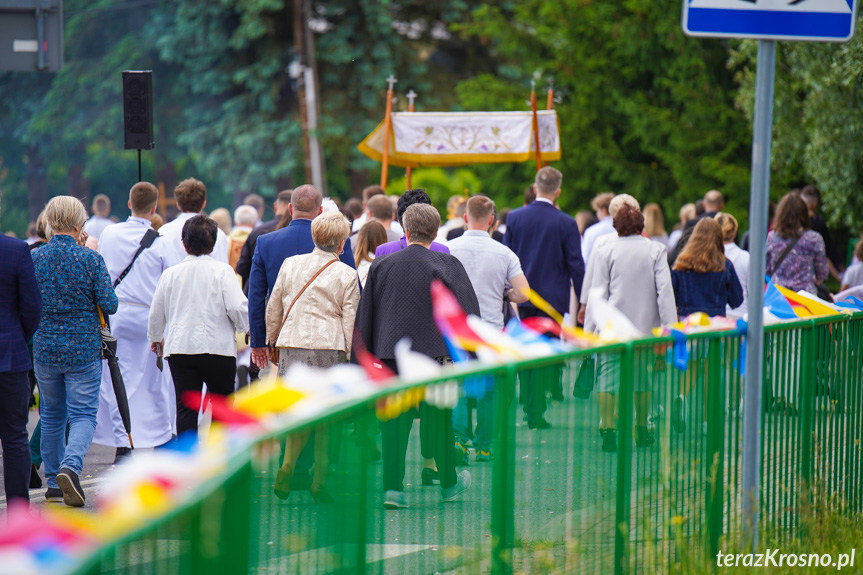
[[518, 306, 563, 421], [0, 371, 32, 504], [167, 354, 236, 438], [381, 403, 458, 491], [379, 358, 457, 491]]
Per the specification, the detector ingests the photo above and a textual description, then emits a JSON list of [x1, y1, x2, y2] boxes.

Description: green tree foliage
[[453, 0, 752, 221], [0, 0, 492, 236], [385, 167, 481, 214], [732, 23, 863, 234]]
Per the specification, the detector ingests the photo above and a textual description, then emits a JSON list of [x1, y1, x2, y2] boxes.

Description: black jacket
[[355, 244, 480, 361], [236, 217, 280, 291]]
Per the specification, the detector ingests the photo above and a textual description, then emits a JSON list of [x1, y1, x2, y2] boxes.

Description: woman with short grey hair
[[266, 211, 360, 503], [31, 195, 118, 507]]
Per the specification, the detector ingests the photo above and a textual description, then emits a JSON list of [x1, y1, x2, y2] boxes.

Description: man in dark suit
[[0, 193, 43, 506], [249, 185, 355, 369], [355, 204, 479, 509], [504, 166, 584, 428], [236, 189, 292, 291], [668, 190, 724, 266]]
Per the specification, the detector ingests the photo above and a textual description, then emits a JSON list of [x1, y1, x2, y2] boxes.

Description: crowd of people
[[1, 167, 858, 511]]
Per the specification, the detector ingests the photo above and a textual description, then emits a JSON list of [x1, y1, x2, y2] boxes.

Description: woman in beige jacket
[[265, 211, 360, 502]]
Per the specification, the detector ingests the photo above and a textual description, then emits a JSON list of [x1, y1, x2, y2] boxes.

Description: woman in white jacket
[[148, 215, 249, 441]]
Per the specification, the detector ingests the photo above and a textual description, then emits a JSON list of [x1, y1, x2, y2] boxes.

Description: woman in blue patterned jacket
[[31, 196, 118, 507]]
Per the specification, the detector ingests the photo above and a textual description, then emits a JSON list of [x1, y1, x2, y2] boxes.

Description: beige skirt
[[277, 348, 347, 376]]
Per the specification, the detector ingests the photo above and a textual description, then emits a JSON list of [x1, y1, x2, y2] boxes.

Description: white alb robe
[[93, 216, 176, 448], [159, 211, 229, 266]]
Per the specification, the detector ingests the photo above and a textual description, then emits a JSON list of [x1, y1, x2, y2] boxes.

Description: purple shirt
[[375, 236, 450, 257], [766, 230, 828, 295]]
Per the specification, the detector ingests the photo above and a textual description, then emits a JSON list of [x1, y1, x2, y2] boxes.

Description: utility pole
[[291, 0, 326, 194], [292, 0, 311, 185]]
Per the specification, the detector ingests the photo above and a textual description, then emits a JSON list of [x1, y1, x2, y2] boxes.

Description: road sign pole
[[742, 38, 776, 552]]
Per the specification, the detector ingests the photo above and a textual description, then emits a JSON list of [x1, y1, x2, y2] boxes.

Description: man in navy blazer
[[248, 185, 356, 369], [0, 199, 43, 505], [504, 167, 584, 428]]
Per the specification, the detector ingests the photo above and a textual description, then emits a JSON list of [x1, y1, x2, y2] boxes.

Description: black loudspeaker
[[122, 70, 154, 150]]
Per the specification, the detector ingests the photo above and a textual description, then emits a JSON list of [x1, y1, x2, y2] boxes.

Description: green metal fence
[[69, 312, 863, 574]]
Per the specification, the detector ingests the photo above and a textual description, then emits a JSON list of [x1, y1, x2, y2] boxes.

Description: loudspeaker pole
[[122, 70, 154, 182]]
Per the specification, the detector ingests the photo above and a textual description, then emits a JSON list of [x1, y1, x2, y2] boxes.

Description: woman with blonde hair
[[354, 220, 388, 288], [266, 211, 360, 502], [32, 196, 118, 507], [667, 203, 696, 252], [643, 203, 668, 247], [714, 212, 749, 318], [209, 207, 232, 236]]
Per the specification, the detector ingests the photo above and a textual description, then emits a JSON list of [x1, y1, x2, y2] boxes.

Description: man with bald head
[[668, 190, 724, 266], [248, 185, 356, 370]]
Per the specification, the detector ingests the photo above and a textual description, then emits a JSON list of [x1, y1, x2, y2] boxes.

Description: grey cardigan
[[586, 235, 678, 333]]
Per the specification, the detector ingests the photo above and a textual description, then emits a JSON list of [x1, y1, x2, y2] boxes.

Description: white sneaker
[[441, 470, 472, 502], [384, 490, 409, 510]]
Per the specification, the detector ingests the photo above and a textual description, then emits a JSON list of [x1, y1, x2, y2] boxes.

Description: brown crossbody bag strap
[[270, 257, 339, 362]]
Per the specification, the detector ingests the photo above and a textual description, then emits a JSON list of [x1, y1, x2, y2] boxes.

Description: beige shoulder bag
[[269, 257, 339, 363]]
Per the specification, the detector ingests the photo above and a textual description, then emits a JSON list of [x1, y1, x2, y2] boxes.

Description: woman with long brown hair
[[354, 220, 388, 288], [671, 218, 743, 318], [766, 192, 828, 295], [670, 218, 744, 433]]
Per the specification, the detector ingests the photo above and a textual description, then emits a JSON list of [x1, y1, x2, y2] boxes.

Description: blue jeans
[[453, 390, 494, 452], [35, 360, 102, 488]]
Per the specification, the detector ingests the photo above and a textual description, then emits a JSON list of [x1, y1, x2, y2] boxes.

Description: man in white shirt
[[580, 192, 616, 265], [93, 182, 176, 460], [435, 195, 467, 244], [159, 178, 229, 265], [83, 194, 115, 239], [448, 196, 529, 461], [351, 185, 385, 234], [350, 194, 401, 251]]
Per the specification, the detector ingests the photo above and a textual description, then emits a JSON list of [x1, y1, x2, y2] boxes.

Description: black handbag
[[572, 356, 596, 399]]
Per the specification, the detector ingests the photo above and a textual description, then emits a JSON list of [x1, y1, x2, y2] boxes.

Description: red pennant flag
[[352, 328, 396, 382], [182, 391, 259, 425]]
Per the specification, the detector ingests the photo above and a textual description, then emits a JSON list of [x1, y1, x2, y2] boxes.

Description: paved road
[[0, 410, 117, 512]]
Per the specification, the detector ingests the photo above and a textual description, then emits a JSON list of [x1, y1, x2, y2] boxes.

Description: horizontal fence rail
[[67, 313, 863, 575]]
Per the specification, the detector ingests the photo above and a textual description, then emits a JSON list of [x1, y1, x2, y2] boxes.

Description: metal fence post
[[798, 322, 816, 502], [706, 338, 725, 559], [492, 366, 517, 575], [356, 413, 369, 573], [223, 461, 253, 573], [615, 344, 634, 575]]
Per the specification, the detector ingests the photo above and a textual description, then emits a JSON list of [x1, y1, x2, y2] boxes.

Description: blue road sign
[[683, 0, 859, 42]]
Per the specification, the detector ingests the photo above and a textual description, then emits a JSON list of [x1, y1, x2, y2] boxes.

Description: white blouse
[[724, 242, 749, 318], [148, 255, 249, 358], [357, 253, 374, 288]]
